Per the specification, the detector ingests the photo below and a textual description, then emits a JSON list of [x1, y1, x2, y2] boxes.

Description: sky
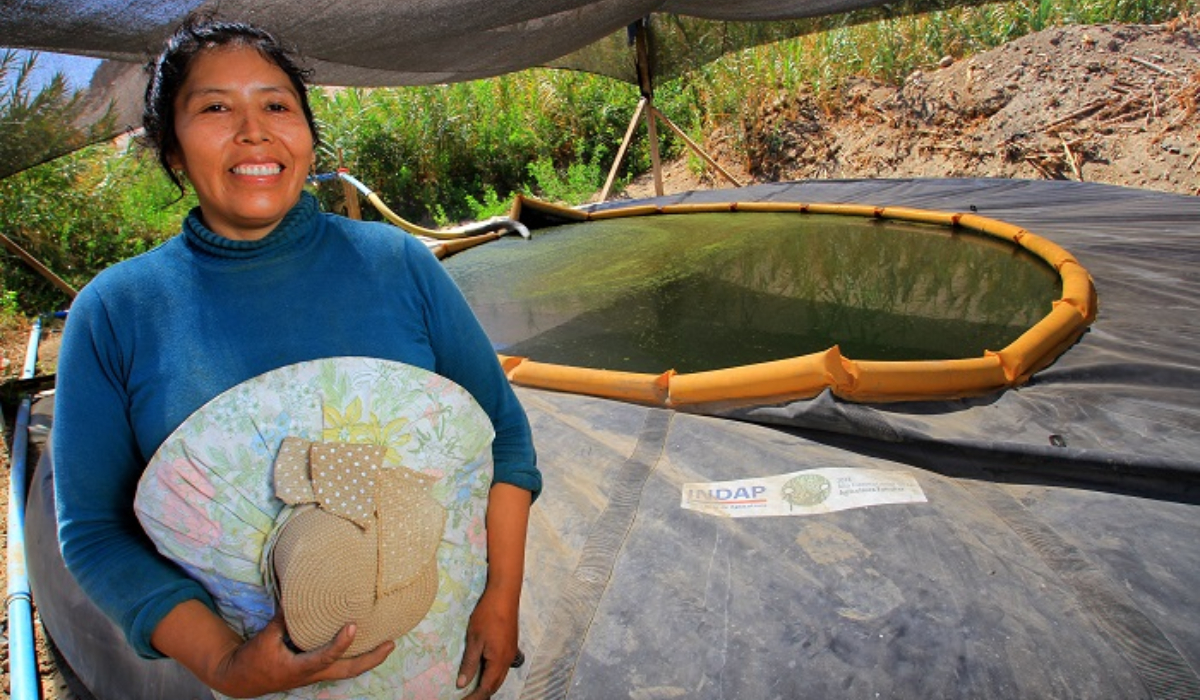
[[3, 49, 104, 93]]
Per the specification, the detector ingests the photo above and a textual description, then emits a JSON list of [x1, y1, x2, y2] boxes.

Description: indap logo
[[688, 484, 768, 504], [782, 473, 832, 508]]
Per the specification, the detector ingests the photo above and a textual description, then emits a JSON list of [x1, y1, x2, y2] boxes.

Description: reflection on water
[[444, 212, 1061, 373]]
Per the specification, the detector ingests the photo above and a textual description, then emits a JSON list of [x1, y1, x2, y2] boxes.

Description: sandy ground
[[1, 18, 1197, 699]]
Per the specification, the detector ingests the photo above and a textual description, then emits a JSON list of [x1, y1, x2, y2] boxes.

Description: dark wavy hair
[[143, 16, 321, 195]]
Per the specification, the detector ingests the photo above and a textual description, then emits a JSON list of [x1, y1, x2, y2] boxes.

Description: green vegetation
[[1, 0, 1195, 327], [0, 133, 194, 316], [309, 73, 676, 225], [0, 51, 112, 179], [1, 52, 193, 318]]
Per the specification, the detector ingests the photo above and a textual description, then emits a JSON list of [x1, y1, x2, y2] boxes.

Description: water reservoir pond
[[444, 212, 1061, 373]]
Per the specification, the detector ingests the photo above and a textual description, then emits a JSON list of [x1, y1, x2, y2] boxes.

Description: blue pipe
[[7, 315, 43, 700]]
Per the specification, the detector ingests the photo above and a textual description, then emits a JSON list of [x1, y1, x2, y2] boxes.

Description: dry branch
[[1044, 98, 1111, 130], [1061, 137, 1083, 181], [1164, 82, 1196, 104], [1024, 155, 1056, 179], [1127, 56, 1176, 76], [1160, 109, 1192, 131], [1099, 95, 1148, 120]]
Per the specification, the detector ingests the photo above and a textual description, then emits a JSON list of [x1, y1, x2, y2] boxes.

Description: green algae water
[[443, 212, 1061, 373]]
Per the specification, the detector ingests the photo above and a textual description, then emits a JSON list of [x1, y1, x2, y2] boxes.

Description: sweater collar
[[183, 192, 321, 261]]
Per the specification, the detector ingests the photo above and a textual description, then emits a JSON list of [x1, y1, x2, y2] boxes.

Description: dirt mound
[[623, 20, 1200, 198]]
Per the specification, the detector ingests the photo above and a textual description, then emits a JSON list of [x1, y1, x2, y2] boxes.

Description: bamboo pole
[[600, 97, 648, 202], [0, 230, 77, 299], [646, 98, 664, 197], [647, 104, 743, 188]]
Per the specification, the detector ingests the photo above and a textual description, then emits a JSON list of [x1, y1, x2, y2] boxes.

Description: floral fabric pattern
[[134, 357, 495, 700]]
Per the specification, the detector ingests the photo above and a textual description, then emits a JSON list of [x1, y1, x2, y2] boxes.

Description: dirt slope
[[624, 20, 1200, 198]]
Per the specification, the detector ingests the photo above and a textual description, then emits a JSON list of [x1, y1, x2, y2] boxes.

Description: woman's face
[[170, 45, 315, 241]]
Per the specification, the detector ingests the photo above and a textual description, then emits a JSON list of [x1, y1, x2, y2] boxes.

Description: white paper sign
[[681, 467, 926, 518]]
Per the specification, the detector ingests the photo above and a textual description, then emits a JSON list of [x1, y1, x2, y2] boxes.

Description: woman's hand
[[456, 483, 532, 698], [456, 586, 521, 698], [152, 600, 394, 698]]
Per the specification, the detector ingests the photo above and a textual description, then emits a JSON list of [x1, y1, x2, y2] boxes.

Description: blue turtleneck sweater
[[53, 192, 540, 658]]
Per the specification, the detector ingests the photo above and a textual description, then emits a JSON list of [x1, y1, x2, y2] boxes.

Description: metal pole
[[7, 315, 44, 700]]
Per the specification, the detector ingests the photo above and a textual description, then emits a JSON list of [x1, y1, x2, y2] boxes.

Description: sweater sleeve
[[53, 284, 216, 659], [404, 238, 542, 500]]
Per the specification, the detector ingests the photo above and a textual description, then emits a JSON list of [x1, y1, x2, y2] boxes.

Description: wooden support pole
[[648, 104, 743, 188], [341, 174, 363, 220], [645, 98, 664, 197], [336, 150, 362, 220], [0, 230, 77, 300], [600, 96, 648, 202], [633, 20, 662, 197], [597, 19, 741, 200]]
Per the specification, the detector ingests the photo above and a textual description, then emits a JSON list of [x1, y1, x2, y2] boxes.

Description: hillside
[[623, 20, 1200, 197]]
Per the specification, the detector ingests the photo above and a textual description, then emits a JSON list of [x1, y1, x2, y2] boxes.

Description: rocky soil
[[624, 19, 1200, 198]]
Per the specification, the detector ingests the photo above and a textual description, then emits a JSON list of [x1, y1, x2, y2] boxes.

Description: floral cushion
[[134, 357, 494, 700]]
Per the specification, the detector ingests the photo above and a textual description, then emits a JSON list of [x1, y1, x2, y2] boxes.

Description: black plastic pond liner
[[24, 179, 1200, 700]]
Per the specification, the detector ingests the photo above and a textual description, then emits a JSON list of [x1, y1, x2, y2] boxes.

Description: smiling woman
[[49, 15, 540, 700], [167, 47, 316, 240]]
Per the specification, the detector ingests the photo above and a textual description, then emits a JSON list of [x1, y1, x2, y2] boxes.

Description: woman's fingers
[[301, 623, 358, 667], [457, 631, 485, 690], [456, 630, 516, 699], [461, 656, 508, 700], [213, 621, 394, 696], [339, 637, 397, 677], [296, 624, 396, 683], [457, 583, 521, 698]]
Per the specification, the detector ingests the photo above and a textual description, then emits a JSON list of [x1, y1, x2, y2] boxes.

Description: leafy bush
[[0, 51, 112, 178], [0, 141, 189, 315], [309, 69, 680, 225], [1, 53, 191, 319]]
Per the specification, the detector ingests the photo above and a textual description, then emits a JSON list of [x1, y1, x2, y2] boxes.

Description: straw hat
[[265, 438, 445, 656], [134, 357, 496, 699]]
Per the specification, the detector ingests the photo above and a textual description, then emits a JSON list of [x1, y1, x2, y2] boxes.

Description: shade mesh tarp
[[2, 0, 984, 178]]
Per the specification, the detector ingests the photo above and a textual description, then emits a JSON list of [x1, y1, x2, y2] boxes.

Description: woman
[[52, 17, 540, 699]]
